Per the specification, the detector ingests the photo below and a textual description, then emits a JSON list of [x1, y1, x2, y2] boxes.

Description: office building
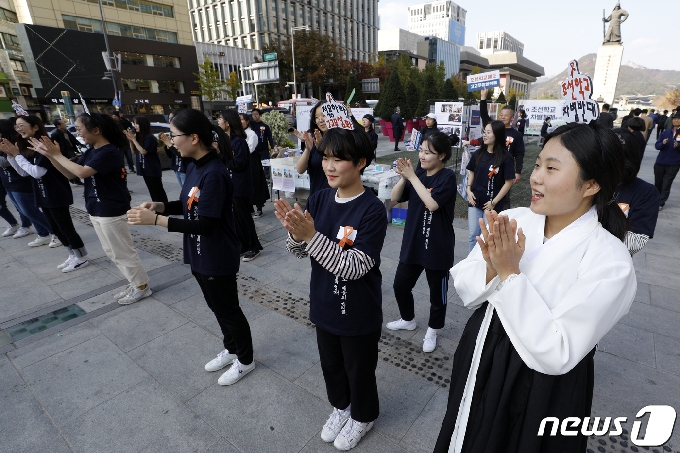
[[476, 31, 524, 55], [378, 28, 424, 55], [0, 0, 34, 117], [188, 0, 379, 61], [407, 1, 466, 46], [194, 41, 258, 104], [417, 36, 460, 79]]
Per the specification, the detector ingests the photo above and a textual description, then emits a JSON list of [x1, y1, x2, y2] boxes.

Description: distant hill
[[530, 53, 680, 99]]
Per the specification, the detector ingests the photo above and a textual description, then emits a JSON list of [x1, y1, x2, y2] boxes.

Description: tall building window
[[0, 7, 18, 23], [63, 15, 178, 43], [80, 0, 173, 17]]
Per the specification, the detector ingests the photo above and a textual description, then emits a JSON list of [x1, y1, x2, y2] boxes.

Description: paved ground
[[1, 133, 679, 453]]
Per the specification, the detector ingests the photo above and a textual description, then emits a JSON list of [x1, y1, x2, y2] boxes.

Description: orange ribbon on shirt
[[187, 187, 199, 210], [488, 166, 499, 179], [338, 226, 355, 249]]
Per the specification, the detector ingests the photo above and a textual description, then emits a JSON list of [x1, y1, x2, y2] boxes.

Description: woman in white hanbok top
[[434, 122, 637, 453]]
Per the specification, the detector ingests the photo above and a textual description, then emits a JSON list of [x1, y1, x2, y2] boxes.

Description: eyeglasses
[[314, 116, 325, 121], [14, 124, 27, 130], [169, 133, 190, 141]]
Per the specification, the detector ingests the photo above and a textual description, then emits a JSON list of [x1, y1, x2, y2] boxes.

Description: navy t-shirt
[[466, 150, 515, 209], [0, 155, 32, 193], [617, 177, 660, 238], [78, 144, 131, 217], [229, 136, 253, 198], [307, 188, 387, 336], [135, 135, 162, 177], [181, 154, 241, 275], [399, 168, 457, 270], [308, 144, 330, 196], [31, 153, 73, 208]]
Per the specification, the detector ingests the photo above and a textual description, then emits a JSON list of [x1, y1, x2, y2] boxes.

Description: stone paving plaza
[[1, 137, 680, 453]]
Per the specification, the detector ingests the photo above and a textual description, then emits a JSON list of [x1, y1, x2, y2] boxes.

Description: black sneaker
[[253, 210, 263, 218], [129, 168, 136, 174], [242, 250, 260, 262]]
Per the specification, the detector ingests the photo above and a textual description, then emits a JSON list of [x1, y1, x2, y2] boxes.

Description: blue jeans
[[0, 185, 18, 226], [174, 170, 186, 188], [6, 191, 51, 236], [468, 206, 485, 252]]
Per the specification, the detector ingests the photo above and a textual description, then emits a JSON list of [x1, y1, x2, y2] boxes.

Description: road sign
[[263, 52, 277, 62]]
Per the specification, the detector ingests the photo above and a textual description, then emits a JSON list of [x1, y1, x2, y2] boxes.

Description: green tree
[[441, 78, 457, 100], [226, 71, 241, 101], [261, 111, 290, 146], [345, 72, 366, 105], [415, 70, 438, 117], [496, 90, 507, 105], [394, 53, 414, 89], [194, 59, 227, 101], [375, 70, 406, 119], [404, 80, 420, 119]]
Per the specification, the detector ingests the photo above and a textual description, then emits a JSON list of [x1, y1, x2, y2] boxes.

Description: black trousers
[[42, 206, 85, 252], [393, 129, 403, 150], [123, 146, 135, 170], [316, 327, 381, 423], [192, 271, 254, 365], [142, 176, 168, 203], [657, 127, 666, 140], [654, 163, 680, 206], [233, 196, 262, 253], [393, 261, 449, 329]]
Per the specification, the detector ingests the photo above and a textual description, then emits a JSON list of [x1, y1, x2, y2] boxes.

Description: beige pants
[[90, 214, 149, 288]]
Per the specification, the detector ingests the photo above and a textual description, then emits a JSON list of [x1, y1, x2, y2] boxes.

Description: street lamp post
[[98, 0, 119, 109], [290, 26, 309, 99]]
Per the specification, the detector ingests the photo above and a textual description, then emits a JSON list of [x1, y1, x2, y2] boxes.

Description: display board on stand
[[516, 100, 563, 135]]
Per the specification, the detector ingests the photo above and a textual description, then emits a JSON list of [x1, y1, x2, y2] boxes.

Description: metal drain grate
[[587, 430, 677, 452], [6, 305, 87, 342]]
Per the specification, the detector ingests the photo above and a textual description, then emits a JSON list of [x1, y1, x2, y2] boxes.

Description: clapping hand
[[126, 206, 156, 225], [28, 136, 61, 158], [124, 129, 137, 142], [0, 138, 20, 157], [478, 213, 525, 281], [274, 199, 316, 243], [395, 158, 415, 180], [313, 129, 323, 147]]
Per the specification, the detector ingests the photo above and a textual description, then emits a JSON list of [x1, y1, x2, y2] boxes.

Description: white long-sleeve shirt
[[9, 154, 47, 179], [244, 128, 258, 154]]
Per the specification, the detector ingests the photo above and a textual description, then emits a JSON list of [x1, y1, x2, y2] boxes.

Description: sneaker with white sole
[[57, 255, 75, 270], [242, 250, 260, 262], [321, 407, 351, 443], [205, 349, 237, 372], [217, 359, 255, 385], [113, 284, 133, 300], [48, 235, 62, 248], [2, 225, 18, 237], [386, 318, 417, 331], [28, 235, 51, 247], [13, 226, 32, 239], [118, 286, 152, 305], [423, 328, 438, 353], [62, 257, 89, 273], [333, 418, 374, 451], [253, 210, 263, 218]]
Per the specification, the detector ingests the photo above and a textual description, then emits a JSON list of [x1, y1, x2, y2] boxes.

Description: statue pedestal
[[592, 43, 624, 105]]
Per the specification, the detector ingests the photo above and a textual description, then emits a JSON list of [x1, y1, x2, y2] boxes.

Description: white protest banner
[[237, 102, 247, 114], [433, 102, 464, 126], [517, 100, 563, 135], [467, 70, 500, 92], [321, 93, 353, 130], [406, 130, 423, 151], [236, 94, 253, 103], [559, 60, 599, 124]]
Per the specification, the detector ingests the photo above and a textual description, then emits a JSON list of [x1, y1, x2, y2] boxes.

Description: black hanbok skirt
[[433, 302, 594, 453], [250, 151, 270, 207]]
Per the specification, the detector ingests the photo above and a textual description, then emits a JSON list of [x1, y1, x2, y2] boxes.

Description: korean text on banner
[[466, 70, 500, 92], [320, 93, 353, 130], [559, 60, 599, 124]]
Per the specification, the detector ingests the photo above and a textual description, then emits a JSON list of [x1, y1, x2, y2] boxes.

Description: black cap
[[362, 114, 375, 123], [672, 111, 680, 119]]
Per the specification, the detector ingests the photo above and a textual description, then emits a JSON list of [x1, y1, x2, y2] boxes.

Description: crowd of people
[[3, 96, 674, 451]]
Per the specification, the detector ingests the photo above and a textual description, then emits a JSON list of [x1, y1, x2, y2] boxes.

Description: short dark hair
[[78, 113, 127, 149], [602, 103, 610, 110], [317, 128, 374, 174], [501, 105, 515, 116], [612, 128, 641, 185], [544, 122, 627, 241], [632, 108, 642, 116], [628, 117, 646, 131], [251, 108, 262, 115], [53, 118, 64, 127], [664, 110, 668, 114], [642, 109, 648, 114], [111, 111, 121, 117], [423, 131, 452, 163]]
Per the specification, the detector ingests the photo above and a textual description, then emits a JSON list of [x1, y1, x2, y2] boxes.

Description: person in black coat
[[420, 113, 439, 139], [539, 117, 551, 146], [391, 107, 404, 151], [361, 114, 378, 158], [597, 103, 615, 129], [50, 118, 83, 185]]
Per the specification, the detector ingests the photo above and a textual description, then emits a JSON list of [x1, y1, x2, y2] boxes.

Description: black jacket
[[597, 111, 614, 129], [50, 129, 80, 158], [391, 113, 404, 132]]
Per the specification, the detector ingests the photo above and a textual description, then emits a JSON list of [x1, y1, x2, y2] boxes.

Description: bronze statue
[[603, 3, 629, 44]]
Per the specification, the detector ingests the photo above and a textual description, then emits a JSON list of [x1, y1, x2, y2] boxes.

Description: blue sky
[[378, 1, 679, 78]]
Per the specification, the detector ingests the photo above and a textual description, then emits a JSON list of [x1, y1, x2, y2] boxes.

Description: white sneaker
[[28, 235, 51, 247], [62, 257, 89, 273], [217, 359, 255, 385], [205, 349, 238, 372], [423, 328, 438, 353], [333, 418, 373, 451], [57, 255, 75, 270], [118, 286, 152, 305], [2, 225, 18, 237], [48, 235, 62, 248], [13, 226, 32, 239], [321, 407, 351, 443], [113, 285, 133, 300], [386, 318, 417, 331]]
